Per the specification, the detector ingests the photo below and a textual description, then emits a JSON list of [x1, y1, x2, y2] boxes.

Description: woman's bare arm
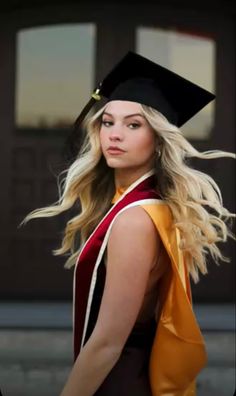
[[59, 206, 160, 396]]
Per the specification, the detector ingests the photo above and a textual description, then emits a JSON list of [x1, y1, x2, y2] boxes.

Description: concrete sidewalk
[[0, 302, 235, 330], [0, 303, 235, 396]]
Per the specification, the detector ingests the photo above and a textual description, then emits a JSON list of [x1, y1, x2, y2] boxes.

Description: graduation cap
[[75, 51, 215, 128]]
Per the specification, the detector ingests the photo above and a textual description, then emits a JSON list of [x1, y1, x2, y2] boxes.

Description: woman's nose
[[109, 126, 124, 141]]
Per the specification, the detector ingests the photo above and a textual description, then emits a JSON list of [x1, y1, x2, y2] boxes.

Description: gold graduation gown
[[142, 203, 207, 395]]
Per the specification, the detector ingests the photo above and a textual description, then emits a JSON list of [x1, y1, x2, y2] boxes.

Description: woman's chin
[[105, 158, 128, 168]]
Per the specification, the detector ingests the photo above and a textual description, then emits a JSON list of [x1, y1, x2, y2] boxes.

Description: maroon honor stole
[[73, 172, 160, 360]]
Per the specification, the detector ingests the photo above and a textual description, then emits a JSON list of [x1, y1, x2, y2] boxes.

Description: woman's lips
[[107, 147, 125, 154]]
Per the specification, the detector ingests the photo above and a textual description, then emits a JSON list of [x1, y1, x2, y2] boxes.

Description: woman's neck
[[114, 168, 154, 189]]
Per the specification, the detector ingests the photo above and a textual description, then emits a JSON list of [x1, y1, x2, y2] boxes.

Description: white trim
[[80, 198, 164, 349]]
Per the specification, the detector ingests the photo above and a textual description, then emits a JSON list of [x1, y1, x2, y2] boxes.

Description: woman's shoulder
[[112, 205, 159, 237], [108, 206, 160, 269]]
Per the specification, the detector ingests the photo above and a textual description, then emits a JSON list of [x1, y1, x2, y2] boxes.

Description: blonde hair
[[22, 104, 235, 282]]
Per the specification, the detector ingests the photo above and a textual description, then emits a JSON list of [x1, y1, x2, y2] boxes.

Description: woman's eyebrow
[[103, 112, 144, 119]]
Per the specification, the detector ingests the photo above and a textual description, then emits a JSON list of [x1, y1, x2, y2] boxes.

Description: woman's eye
[[129, 123, 140, 129], [101, 120, 113, 127]]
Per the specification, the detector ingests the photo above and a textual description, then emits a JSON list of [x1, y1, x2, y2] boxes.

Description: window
[[136, 26, 215, 139], [15, 24, 96, 133]]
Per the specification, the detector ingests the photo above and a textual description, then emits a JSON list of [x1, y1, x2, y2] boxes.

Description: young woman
[[24, 52, 235, 396]]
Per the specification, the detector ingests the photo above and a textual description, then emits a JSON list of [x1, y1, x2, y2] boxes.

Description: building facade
[[0, 0, 235, 301]]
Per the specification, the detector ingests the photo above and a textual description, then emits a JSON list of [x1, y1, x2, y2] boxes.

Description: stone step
[[0, 330, 235, 364], [0, 329, 235, 396]]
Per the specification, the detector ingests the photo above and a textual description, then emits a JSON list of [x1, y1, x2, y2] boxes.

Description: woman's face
[[100, 101, 156, 174]]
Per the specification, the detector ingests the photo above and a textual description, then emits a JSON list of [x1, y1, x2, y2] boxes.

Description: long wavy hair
[[22, 103, 235, 282]]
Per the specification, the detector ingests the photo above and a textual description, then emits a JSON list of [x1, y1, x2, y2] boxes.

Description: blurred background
[[0, 0, 235, 395]]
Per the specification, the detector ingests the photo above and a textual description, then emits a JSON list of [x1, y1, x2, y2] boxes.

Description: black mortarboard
[[75, 51, 215, 128]]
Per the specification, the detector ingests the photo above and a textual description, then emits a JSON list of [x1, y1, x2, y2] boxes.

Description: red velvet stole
[[73, 174, 160, 360]]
